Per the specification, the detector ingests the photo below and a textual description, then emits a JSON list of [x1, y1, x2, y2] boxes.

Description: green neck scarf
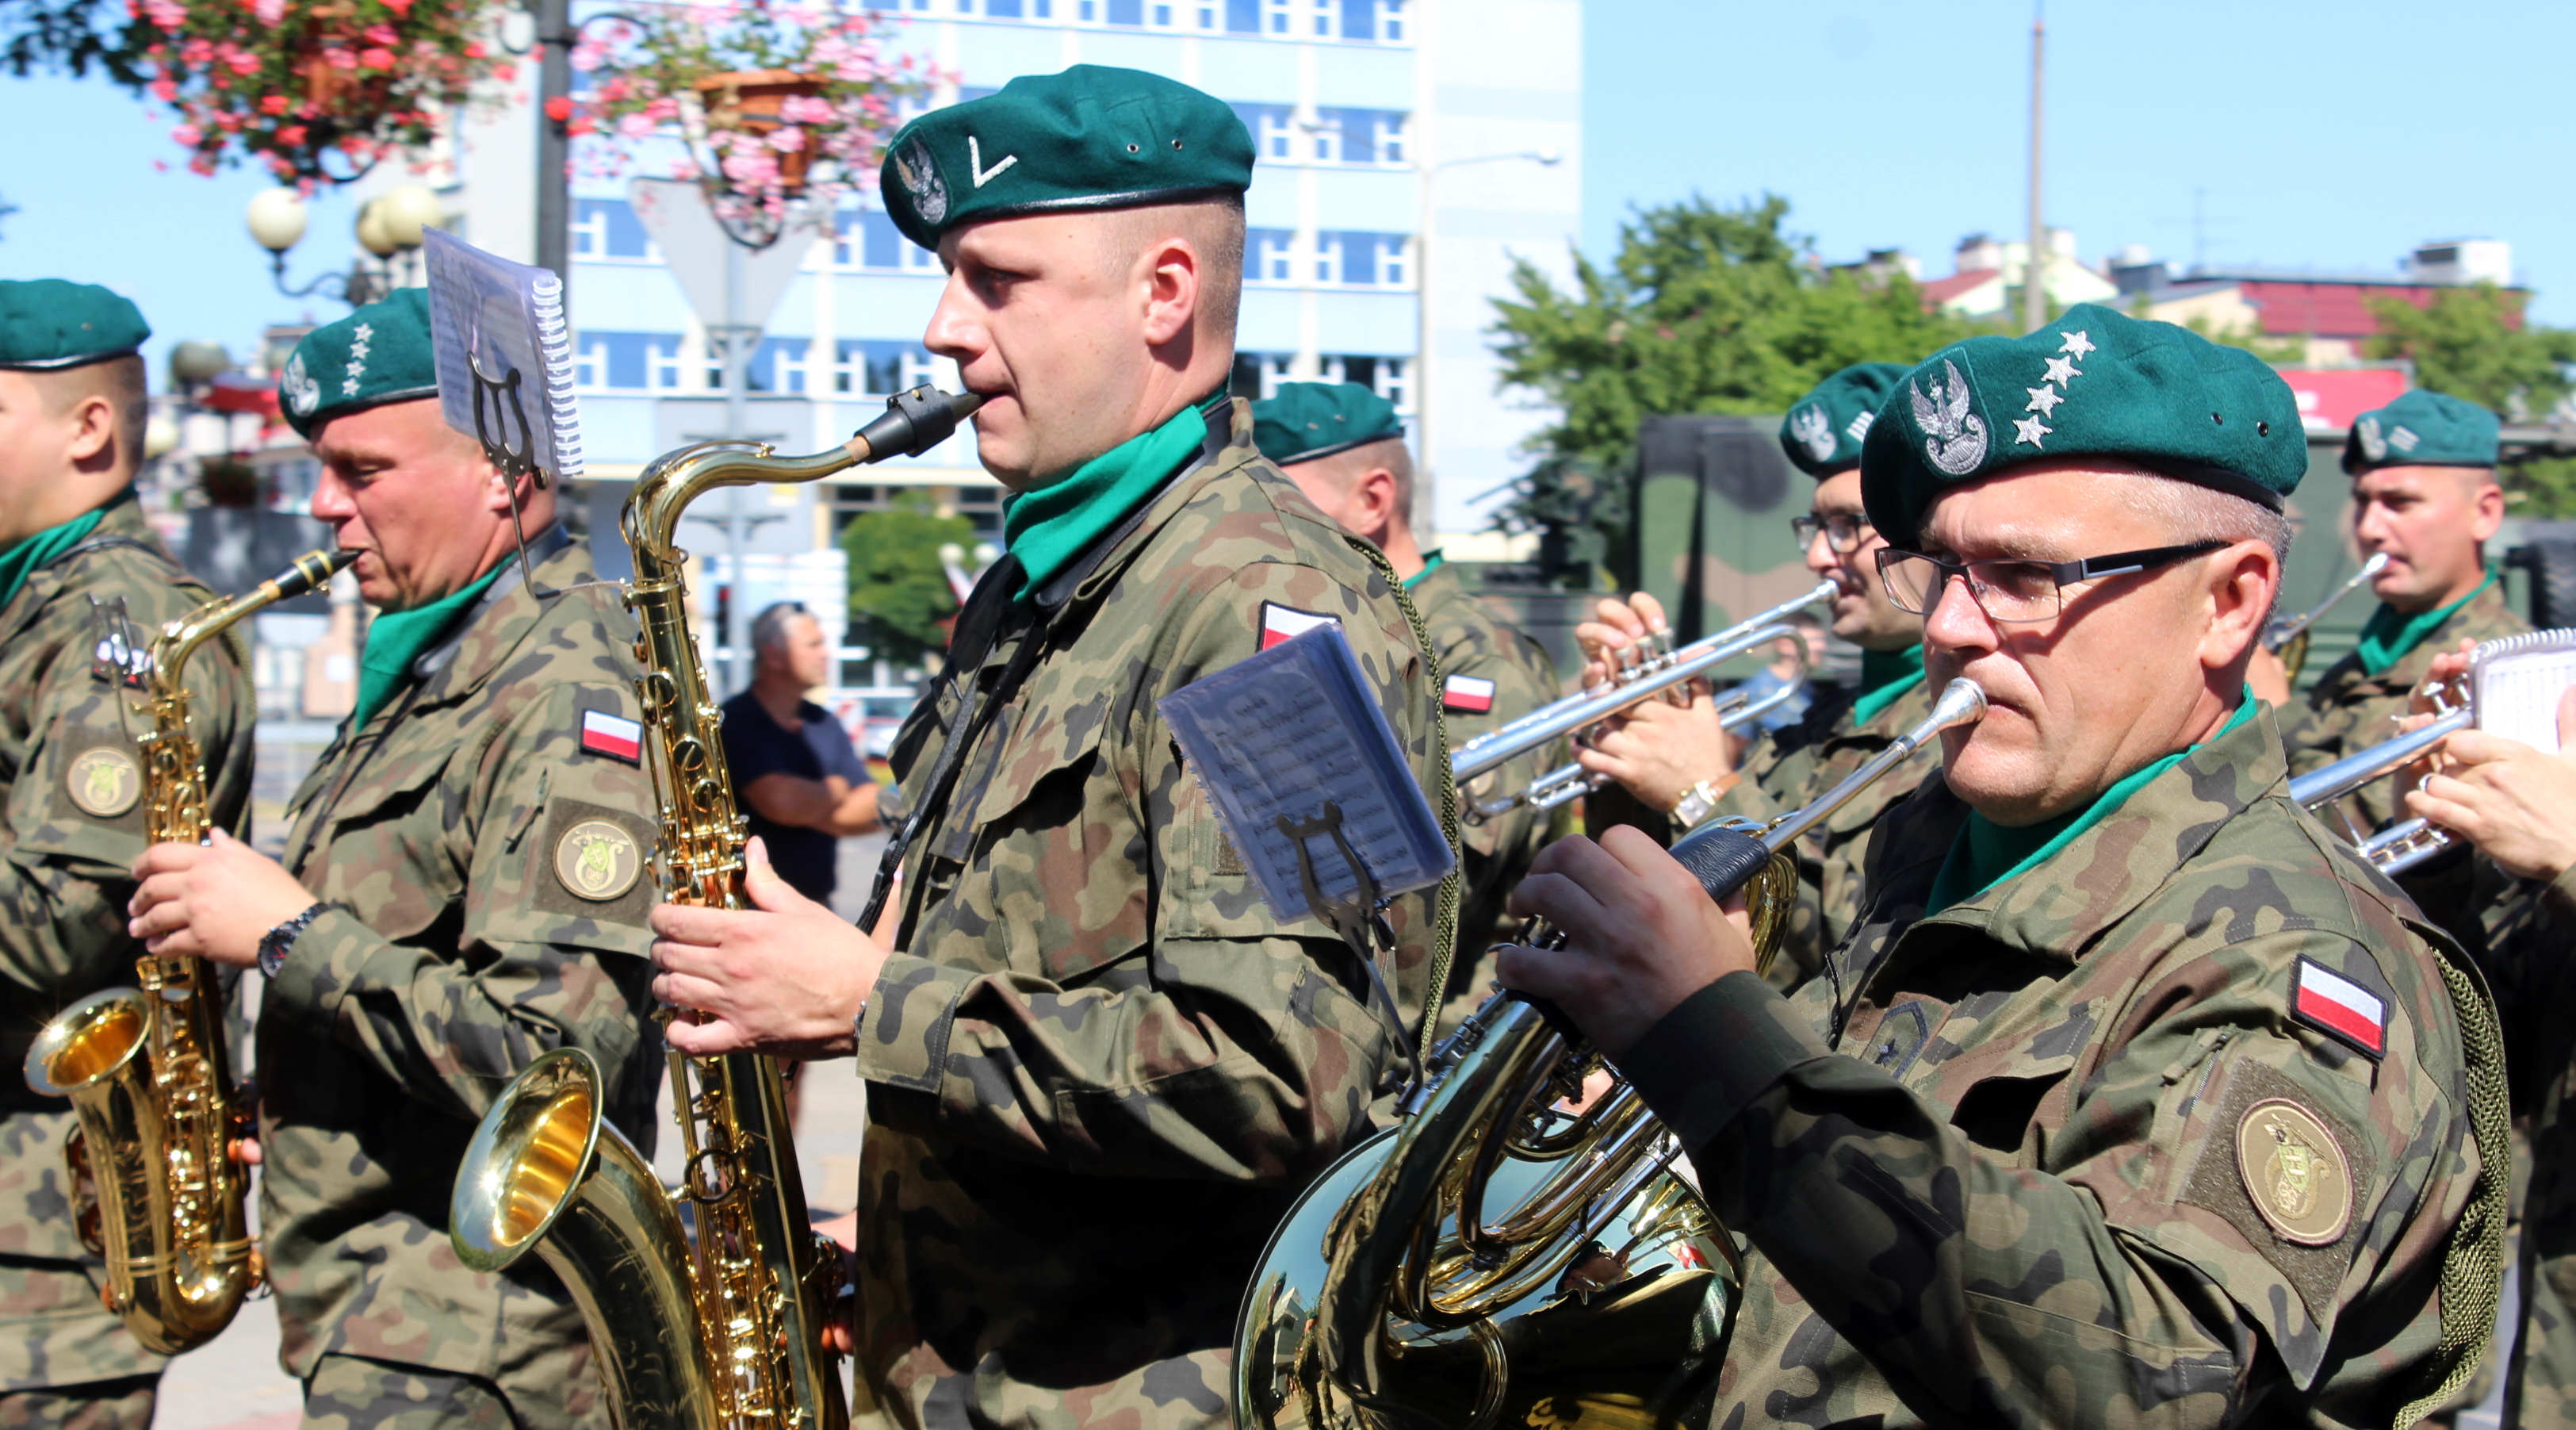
[[1403, 550, 1446, 589], [1850, 643, 1926, 727], [1003, 399, 1215, 600], [1927, 688, 2258, 914], [2356, 562, 2497, 677], [352, 562, 508, 732], [0, 506, 106, 614]]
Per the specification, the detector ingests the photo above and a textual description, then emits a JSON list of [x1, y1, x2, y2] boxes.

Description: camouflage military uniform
[[1684, 668, 1940, 995], [1409, 556, 1565, 1032], [259, 529, 656, 1429], [0, 493, 251, 1425], [2283, 578, 2528, 835], [853, 400, 1447, 1430], [1621, 706, 2507, 1428]]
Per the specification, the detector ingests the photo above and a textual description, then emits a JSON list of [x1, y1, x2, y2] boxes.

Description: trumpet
[[2265, 553, 2388, 683], [1234, 679, 1988, 1430], [25, 547, 354, 1353], [2288, 628, 2576, 873], [1456, 581, 1836, 822]]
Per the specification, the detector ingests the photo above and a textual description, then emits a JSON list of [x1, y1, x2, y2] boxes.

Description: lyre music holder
[[465, 321, 557, 597], [1277, 801, 1413, 1064]]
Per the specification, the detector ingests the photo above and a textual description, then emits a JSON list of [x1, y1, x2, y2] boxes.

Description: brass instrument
[[2264, 553, 2388, 682], [1456, 581, 1836, 823], [22, 547, 355, 1353], [2287, 628, 2576, 873], [1237, 678, 1988, 1430], [449, 386, 979, 1430]]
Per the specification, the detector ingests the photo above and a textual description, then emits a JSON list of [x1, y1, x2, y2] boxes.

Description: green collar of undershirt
[[2356, 562, 2497, 677], [351, 561, 508, 732], [1403, 550, 1445, 590], [1002, 395, 1220, 600], [0, 504, 107, 614], [1927, 687, 2259, 915], [1850, 643, 1926, 727]]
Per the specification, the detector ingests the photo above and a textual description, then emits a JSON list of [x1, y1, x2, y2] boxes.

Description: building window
[[1196, 2, 1216, 27], [1264, 0, 1288, 33], [1379, 355, 1410, 409], [649, 339, 681, 392], [952, 484, 1004, 537], [1383, 233, 1411, 288], [573, 336, 606, 390], [1229, 103, 1294, 160], [1232, 351, 1300, 400], [1107, 0, 1141, 21], [750, 336, 811, 394], [1315, 108, 1407, 165], [830, 483, 890, 539], [835, 340, 934, 397], [573, 198, 655, 259], [571, 205, 607, 259], [1246, 228, 1295, 284], [836, 207, 906, 269], [1312, 232, 1339, 284], [576, 332, 683, 390], [986, 0, 1022, 15], [1324, 354, 1408, 408], [1225, 0, 1258, 29]]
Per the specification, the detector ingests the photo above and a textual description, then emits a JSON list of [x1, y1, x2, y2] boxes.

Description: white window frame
[[572, 335, 606, 391], [775, 339, 810, 395], [1380, 355, 1410, 410], [1309, 112, 1340, 164], [1381, 234, 1410, 289], [570, 205, 607, 259], [1261, 232, 1293, 284], [1378, 111, 1407, 164], [1378, 0, 1404, 40], [650, 340, 683, 393], [833, 345, 869, 396], [1313, 232, 1342, 286], [1309, 0, 1330, 37], [1264, 0, 1289, 34]]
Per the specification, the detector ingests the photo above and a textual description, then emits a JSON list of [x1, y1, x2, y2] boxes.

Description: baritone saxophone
[[448, 385, 981, 1430], [22, 546, 356, 1353]]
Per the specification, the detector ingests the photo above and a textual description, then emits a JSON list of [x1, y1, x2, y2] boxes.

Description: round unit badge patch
[[2235, 1097, 2352, 1246], [554, 819, 643, 903], [67, 747, 142, 818]]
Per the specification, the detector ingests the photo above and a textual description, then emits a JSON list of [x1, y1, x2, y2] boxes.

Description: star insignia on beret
[[2042, 354, 2081, 388], [2058, 329, 2096, 360], [2024, 385, 2063, 417], [2013, 415, 2051, 448], [354, 323, 373, 342]]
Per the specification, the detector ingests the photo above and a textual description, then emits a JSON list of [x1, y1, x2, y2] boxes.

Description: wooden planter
[[692, 67, 821, 194]]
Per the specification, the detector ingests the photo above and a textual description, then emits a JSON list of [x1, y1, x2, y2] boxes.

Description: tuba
[[1237, 679, 1987, 1430], [24, 547, 354, 1352], [448, 386, 979, 1430]]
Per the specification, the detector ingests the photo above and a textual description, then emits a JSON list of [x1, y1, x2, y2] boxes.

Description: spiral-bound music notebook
[[420, 227, 584, 481], [2471, 629, 2576, 753]]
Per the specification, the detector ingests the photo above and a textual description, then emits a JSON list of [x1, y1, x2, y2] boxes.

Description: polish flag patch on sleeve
[[580, 708, 644, 765], [1442, 674, 1497, 714], [2293, 957, 2386, 1058], [1258, 602, 1340, 651]]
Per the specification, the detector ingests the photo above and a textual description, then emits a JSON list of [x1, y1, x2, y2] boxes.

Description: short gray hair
[[2110, 468, 2295, 624], [748, 600, 816, 657]]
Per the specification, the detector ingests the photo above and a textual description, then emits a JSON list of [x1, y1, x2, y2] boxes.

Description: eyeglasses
[[1789, 512, 1873, 554], [1874, 541, 2228, 624]]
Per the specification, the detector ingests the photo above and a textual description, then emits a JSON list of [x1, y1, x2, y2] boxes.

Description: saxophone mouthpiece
[[847, 385, 984, 464]]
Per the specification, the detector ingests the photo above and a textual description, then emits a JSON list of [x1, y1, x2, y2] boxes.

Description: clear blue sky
[[2, 0, 2569, 381]]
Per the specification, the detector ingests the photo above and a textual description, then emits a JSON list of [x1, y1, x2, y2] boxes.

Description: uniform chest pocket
[[1926, 1033, 2086, 1161], [301, 746, 467, 930], [928, 686, 1120, 876]]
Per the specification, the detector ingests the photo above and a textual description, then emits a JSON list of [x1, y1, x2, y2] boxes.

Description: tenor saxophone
[[22, 546, 355, 1353], [448, 385, 980, 1430]]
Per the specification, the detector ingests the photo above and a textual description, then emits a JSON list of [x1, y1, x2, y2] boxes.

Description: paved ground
[[161, 831, 885, 1430]]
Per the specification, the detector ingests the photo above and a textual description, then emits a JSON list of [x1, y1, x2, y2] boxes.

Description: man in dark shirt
[[721, 600, 882, 904]]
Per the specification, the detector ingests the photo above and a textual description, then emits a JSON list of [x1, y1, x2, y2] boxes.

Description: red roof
[[1918, 267, 2000, 308], [2237, 280, 2524, 339]]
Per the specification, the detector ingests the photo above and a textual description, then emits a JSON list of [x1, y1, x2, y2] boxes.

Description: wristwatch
[[257, 902, 333, 979], [1671, 777, 1730, 830]]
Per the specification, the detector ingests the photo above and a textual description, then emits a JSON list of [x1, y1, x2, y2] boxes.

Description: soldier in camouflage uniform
[[124, 292, 660, 1430], [644, 67, 1453, 1430], [1573, 362, 1935, 993], [1252, 380, 1563, 1031], [1504, 306, 2508, 1428], [0, 280, 254, 1430], [2268, 389, 2525, 838]]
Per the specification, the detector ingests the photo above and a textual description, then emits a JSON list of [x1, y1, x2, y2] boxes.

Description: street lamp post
[[246, 183, 445, 305], [1413, 147, 1560, 541]]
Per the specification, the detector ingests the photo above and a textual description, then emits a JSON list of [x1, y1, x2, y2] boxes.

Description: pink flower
[[170, 123, 201, 144], [721, 147, 779, 187], [645, 96, 679, 121], [324, 46, 358, 68], [617, 110, 656, 137], [226, 48, 260, 73], [492, 60, 515, 81], [780, 94, 833, 124], [142, 0, 186, 29], [765, 124, 805, 153], [365, 21, 396, 42], [151, 77, 178, 100], [277, 122, 308, 145], [383, 0, 410, 14], [669, 158, 700, 182], [260, 93, 289, 113], [359, 46, 393, 67], [180, 37, 212, 63], [254, 0, 285, 21]]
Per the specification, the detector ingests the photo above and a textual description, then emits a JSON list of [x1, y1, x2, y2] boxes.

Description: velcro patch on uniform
[[1442, 674, 1497, 714], [580, 708, 643, 765], [2293, 957, 2385, 1059], [1258, 602, 1339, 651]]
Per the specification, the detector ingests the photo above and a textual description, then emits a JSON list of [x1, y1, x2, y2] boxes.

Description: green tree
[[1488, 194, 1996, 485], [839, 491, 972, 666], [2367, 283, 2576, 516]]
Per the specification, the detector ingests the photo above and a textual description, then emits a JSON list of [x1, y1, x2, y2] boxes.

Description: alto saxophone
[[449, 386, 980, 1430], [23, 546, 356, 1353]]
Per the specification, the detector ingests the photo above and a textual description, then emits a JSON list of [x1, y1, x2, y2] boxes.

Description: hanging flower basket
[[113, 0, 511, 185], [563, 2, 938, 241]]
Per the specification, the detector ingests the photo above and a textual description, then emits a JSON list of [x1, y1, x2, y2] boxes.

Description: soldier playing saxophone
[[124, 292, 660, 1430]]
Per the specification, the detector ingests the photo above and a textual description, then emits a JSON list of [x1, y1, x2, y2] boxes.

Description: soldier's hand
[[1575, 591, 1671, 692], [2396, 637, 2485, 785], [2405, 686, 2576, 883], [127, 829, 320, 968], [1496, 828, 1752, 1058], [1573, 691, 1734, 811], [2245, 646, 2291, 708], [650, 838, 886, 1060]]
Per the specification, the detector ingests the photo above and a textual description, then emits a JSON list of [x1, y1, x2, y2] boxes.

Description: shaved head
[[1097, 197, 1246, 339], [35, 355, 148, 481]]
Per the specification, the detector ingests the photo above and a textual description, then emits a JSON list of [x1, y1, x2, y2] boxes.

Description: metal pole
[[723, 242, 750, 696], [535, 0, 572, 289], [2023, 5, 2046, 333]]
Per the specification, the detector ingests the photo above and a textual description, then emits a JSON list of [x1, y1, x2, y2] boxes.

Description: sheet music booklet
[[420, 227, 583, 481]]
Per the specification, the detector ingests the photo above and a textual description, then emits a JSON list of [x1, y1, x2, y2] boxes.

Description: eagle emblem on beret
[[281, 351, 319, 417], [2356, 415, 2387, 462], [1912, 358, 1988, 477], [894, 138, 948, 226], [1789, 404, 1836, 462]]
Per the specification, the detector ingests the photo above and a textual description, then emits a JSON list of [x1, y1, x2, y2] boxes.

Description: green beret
[[1860, 303, 2304, 546], [0, 279, 150, 371], [1779, 362, 1909, 477], [281, 289, 440, 439], [1251, 382, 1405, 466], [2343, 389, 2499, 473], [880, 65, 1254, 251]]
